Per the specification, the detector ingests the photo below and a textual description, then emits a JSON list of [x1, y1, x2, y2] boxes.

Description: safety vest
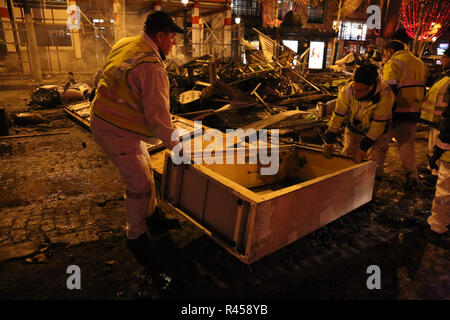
[[90, 35, 164, 137], [382, 50, 426, 117], [436, 136, 450, 163], [437, 101, 450, 163], [420, 73, 450, 126], [328, 79, 394, 141]]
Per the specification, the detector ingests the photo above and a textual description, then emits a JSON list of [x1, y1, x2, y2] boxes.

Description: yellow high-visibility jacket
[[382, 49, 426, 121], [435, 89, 450, 163], [421, 71, 450, 126], [90, 35, 164, 137], [327, 78, 394, 145], [438, 140, 450, 163]]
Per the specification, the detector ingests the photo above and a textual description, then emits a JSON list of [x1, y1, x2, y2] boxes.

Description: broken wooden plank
[[228, 65, 288, 86], [241, 110, 306, 130], [250, 83, 275, 115], [287, 68, 332, 95], [0, 131, 70, 139], [276, 93, 334, 106]]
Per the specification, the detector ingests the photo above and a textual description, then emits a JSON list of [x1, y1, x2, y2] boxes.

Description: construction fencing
[[0, 0, 113, 78], [169, 23, 244, 64]]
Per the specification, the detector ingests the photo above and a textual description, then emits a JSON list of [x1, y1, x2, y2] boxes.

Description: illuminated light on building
[[400, 0, 450, 41], [333, 20, 368, 41]]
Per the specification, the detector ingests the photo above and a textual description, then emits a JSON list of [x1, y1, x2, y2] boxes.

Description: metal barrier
[[170, 24, 243, 61]]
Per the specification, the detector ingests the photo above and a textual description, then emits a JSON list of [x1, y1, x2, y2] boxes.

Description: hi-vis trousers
[[370, 122, 417, 178], [428, 160, 450, 234], [90, 114, 156, 239]]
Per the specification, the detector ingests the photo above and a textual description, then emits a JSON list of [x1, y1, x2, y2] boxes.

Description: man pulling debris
[[421, 48, 450, 179], [378, 40, 427, 189], [422, 48, 450, 235], [364, 45, 382, 67], [89, 11, 183, 267], [426, 99, 450, 236], [322, 64, 394, 169]]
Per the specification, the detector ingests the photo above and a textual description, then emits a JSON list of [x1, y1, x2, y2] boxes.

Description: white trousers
[[90, 114, 156, 239], [428, 160, 450, 234], [370, 122, 417, 178], [427, 128, 440, 176]]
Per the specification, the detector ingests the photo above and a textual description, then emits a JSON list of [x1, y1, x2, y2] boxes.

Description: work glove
[[353, 149, 366, 164], [322, 130, 338, 145], [323, 143, 334, 159], [428, 146, 445, 170]]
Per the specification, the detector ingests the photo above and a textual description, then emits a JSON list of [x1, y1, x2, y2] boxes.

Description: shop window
[[333, 20, 367, 41], [277, 0, 294, 20], [44, 0, 67, 9], [19, 24, 72, 46], [307, 0, 325, 24], [13, 0, 67, 9], [232, 0, 260, 17]]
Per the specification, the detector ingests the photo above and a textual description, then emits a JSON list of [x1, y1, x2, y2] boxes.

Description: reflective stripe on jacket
[[421, 74, 450, 126], [439, 146, 450, 162], [382, 49, 426, 114], [90, 35, 164, 137], [327, 78, 394, 141], [436, 98, 450, 162], [436, 136, 450, 162]]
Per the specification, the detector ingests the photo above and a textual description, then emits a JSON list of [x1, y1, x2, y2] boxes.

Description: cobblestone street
[[0, 90, 449, 300], [0, 106, 127, 263]]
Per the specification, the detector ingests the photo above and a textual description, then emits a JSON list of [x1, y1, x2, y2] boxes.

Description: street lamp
[[181, 0, 189, 5], [235, 16, 241, 24]]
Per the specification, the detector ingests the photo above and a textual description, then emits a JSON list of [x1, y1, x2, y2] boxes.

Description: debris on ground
[[28, 72, 90, 109]]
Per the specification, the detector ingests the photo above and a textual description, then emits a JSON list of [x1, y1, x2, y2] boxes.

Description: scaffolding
[[172, 22, 243, 62], [0, 0, 112, 78]]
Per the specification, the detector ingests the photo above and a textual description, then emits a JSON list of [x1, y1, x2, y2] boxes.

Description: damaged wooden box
[[161, 143, 376, 264]]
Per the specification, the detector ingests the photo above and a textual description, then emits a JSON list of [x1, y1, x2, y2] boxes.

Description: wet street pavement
[[0, 90, 449, 300]]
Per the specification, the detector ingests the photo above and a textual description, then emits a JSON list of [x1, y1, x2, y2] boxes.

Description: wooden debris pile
[[164, 29, 350, 144]]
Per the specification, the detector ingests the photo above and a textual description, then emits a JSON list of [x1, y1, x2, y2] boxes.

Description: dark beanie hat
[[354, 64, 379, 86], [144, 11, 184, 35]]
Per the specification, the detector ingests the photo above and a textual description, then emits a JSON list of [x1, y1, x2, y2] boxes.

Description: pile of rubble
[[58, 29, 352, 147], [164, 30, 351, 145]]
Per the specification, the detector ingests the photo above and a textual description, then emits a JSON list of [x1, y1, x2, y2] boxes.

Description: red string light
[[400, 0, 450, 40]]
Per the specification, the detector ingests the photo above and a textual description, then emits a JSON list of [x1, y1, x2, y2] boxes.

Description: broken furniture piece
[[161, 142, 376, 264]]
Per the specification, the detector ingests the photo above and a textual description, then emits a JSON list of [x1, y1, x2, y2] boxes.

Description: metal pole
[[183, 4, 189, 56], [23, 0, 42, 81], [209, 61, 216, 86], [6, 0, 23, 72], [50, 5, 62, 73], [330, 0, 343, 65], [377, 0, 390, 52], [113, 0, 125, 42], [192, 0, 200, 57]]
